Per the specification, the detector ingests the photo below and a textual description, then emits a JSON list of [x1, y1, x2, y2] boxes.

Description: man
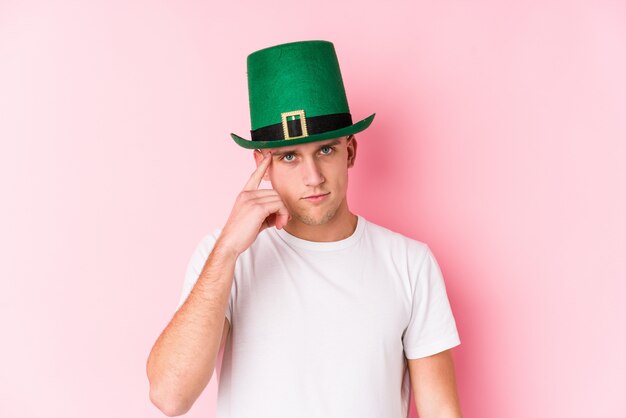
[[147, 40, 463, 417]]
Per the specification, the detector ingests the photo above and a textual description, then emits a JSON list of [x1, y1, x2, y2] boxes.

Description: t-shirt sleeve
[[402, 244, 461, 359], [175, 228, 233, 324]]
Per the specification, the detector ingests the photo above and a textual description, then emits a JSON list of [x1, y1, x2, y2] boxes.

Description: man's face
[[253, 135, 357, 226]]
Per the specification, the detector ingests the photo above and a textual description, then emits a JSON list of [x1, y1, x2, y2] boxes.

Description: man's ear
[[346, 135, 357, 168], [253, 149, 271, 181]]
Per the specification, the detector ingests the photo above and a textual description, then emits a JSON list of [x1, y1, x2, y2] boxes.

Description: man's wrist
[[212, 238, 240, 261]]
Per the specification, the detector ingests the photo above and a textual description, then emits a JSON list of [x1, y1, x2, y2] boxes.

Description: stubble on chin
[[291, 205, 338, 226]]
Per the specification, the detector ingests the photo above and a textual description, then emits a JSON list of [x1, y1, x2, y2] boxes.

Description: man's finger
[[274, 210, 291, 230], [243, 151, 272, 191], [258, 200, 291, 229]]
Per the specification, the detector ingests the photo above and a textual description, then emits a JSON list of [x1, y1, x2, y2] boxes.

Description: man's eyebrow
[[271, 139, 342, 157]]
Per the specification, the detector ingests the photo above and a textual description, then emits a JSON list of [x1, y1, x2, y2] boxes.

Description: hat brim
[[230, 113, 376, 149]]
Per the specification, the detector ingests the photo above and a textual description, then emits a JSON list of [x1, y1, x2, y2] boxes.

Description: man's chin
[[292, 207, 337, 226]]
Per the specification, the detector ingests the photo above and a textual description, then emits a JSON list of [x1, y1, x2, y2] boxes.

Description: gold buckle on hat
[[281, 110, 308, 140]]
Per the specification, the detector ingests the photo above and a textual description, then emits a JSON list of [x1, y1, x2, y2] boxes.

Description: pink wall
[[1, 1, 624, 417]]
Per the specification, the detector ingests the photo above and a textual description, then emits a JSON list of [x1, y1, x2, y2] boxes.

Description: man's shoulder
[[363, 217, 429, 251], [360, 217, 434, 274]]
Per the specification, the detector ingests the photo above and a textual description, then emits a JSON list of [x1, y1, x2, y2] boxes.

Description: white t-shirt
[[177, 214, 461, 418]]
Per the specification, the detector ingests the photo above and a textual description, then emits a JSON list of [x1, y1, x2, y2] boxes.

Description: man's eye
[[282, 153, 295, 161], [321, 146, 334, 155]]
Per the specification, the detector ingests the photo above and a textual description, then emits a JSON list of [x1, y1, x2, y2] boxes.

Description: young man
[[147, 40, 463, 417]]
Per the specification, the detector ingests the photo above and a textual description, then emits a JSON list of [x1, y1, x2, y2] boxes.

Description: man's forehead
[[259, 136, 347, 155]]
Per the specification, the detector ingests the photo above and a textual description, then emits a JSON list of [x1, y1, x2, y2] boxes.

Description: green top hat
[[230, 40, 376, 149]]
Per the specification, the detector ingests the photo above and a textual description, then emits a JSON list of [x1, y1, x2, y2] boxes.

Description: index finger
[[243, 151, 273, 191]]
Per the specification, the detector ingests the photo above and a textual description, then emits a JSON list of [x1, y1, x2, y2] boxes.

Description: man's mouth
[[303, 192, 330, 201]]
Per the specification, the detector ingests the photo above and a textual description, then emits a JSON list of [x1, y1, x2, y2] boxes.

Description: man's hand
[[217, 151, 291, 257]]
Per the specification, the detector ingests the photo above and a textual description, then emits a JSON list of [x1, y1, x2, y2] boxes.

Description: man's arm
[[146, 151, 289, 416], [408, 348, 463, 418], [146, 243, 236, 416]]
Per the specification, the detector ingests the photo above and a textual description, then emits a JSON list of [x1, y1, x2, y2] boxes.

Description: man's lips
[[303, 192, 330, 199]]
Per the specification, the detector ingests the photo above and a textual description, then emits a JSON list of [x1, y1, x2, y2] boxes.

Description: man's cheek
[[275, 188, 295, 208], [268, 180, 285, 199]]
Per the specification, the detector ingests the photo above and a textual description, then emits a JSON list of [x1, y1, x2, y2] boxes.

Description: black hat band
[[250, 112, 353, 142]]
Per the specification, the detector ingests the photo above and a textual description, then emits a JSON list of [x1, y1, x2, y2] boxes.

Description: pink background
[[1, 0, 624, 417]]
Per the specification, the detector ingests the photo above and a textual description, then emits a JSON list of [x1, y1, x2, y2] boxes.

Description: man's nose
[[301, 157, 325, 186]]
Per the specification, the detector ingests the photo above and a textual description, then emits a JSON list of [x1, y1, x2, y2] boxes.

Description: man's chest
[[231, 255, 411, 355]]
